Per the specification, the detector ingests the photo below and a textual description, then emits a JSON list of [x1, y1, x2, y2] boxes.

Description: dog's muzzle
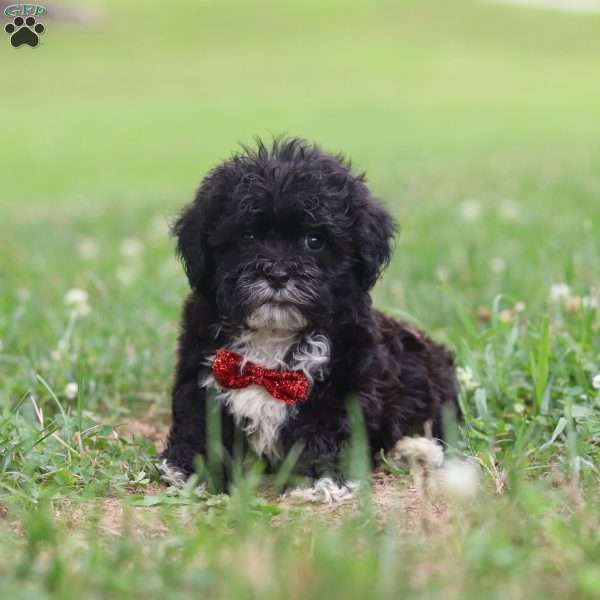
[[246, 298, 308, 331]]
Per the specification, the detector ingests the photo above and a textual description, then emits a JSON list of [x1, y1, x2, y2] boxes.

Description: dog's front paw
[[157, 441, 199, 482], [156, 458, 189, 488], [283, 477, 360, 504], [155, 458, 207, 494]]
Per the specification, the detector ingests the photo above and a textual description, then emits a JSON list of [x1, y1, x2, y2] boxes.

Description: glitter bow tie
[[212, 349, 310, 405]]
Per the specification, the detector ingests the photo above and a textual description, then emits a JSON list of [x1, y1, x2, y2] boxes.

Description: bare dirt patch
[[4, 420, 452, 538], [116, 419, 167, 449], [43, 472, 451, 539], [274, 470, 450, 530], [53, 487, 171, 538]]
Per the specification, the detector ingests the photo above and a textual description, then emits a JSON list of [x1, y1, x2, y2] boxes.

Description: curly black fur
[[161, 137, 458, 487]]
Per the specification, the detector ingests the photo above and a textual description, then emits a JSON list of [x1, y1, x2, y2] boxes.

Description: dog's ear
[[354, 194, 396, 291], [173, 204, 207, 291], [173, 176, 222, 292]]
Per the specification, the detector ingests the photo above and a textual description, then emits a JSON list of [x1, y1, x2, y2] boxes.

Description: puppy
[[159, 137, 458, 499]]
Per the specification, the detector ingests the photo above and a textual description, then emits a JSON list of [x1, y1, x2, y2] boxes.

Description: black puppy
[[159, 138, 458, 499]]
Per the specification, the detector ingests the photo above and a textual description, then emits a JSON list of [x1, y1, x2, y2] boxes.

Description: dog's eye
[[241, 230, 256, 245], [304, 232, 324, 251]]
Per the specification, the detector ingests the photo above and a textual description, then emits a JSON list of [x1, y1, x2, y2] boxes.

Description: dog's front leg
[[159, 372, 236, 492], [158, 378, 209, 487]]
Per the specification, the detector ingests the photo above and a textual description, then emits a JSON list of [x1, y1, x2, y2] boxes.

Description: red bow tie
[[212, 349, 310, 405]]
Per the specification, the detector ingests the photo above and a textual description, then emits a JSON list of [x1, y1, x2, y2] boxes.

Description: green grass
[[1, 0, 600, 597]]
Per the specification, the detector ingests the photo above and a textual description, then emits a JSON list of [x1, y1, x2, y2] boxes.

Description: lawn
[[1, 0, 600, 598]]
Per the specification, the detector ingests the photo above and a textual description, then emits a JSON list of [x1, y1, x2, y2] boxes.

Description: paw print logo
[[4, 16, 45, 48]]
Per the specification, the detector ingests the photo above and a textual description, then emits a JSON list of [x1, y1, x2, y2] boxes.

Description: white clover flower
[[459, 199, 482, 222], [64, 288, 88, 306], [582, 295, 599, 311], [499, 199, 520, 221], [550, 283, 571, 303], [64, 382, 78, 400], [437, 458, 480, 501], [456, 366, 479, 392], [77, 238, 99, 259], [514, 301, 526, 313], [18, 288, 31, 303], [116, 265, 137, 286], [490, 257, 506, 274], [435, 266, 450, 283], [120, 238, 143, 258], [593, 374, 600, 391], [78, 304, 91, 317], [64, 288, 91, 316]]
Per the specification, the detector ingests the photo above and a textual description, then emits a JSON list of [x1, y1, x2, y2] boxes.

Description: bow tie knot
[[212, 349, 310, 405]]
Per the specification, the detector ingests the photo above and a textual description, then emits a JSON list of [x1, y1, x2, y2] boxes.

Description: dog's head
[[174, 138, 395, 332]]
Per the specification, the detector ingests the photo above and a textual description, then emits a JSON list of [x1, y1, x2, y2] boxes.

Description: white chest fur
[[202, 330, 329, 460]]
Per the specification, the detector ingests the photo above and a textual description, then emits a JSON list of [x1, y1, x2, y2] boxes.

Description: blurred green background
[[3, 0, 600, 201]]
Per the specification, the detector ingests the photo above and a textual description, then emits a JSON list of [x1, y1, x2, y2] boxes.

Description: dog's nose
[[263, 263, 290, 288]]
